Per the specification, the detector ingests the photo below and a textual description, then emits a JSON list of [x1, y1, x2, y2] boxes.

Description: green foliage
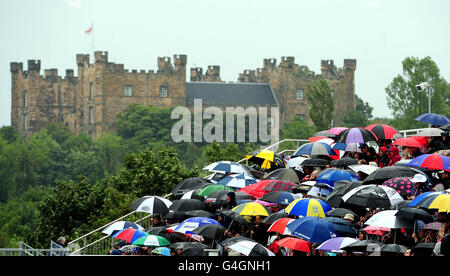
[[386, 56, 450, 129], [306, 78, 335, 130], [341, 94, 374, 128]]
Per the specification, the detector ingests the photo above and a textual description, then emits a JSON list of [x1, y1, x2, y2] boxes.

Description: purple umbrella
[[336, 128, 378, 144], [316, 237, 358, 253]]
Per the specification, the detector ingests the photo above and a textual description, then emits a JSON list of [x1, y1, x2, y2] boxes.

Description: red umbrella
[[408, 154, 450, 171], [392, 137, 422, 148], [267, 218, 295, 235], [277, 237, 311, 253], [328, 127, 348, 136], [237, 180, 298, 199], [308, 136, 333, 143], [365, 124, 398, 140], [262, 180, 298, 193], [363, 226, 390, 236]]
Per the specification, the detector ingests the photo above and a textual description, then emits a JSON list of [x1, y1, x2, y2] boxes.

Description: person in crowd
[[401, 146, 411, 159], [387, 146, 402, 166], [408, 174, 431, 200], [408, 146, 424, 159], [441, 131, 450, 149], [223, 191, 238, 210], [151, 214, 166, 227], [375, 146, 389, 168], [425, 136, 445, 154]]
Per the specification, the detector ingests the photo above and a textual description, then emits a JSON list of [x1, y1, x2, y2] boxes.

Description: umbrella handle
[[226, 218, 235, 234]]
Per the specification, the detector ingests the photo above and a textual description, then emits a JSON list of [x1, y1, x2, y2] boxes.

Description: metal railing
[[0, 241, 68, 256]]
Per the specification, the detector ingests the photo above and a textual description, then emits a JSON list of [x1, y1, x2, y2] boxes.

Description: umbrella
[[423, 222, 443, 230], [348, 164, 378, 175], [415, 113, 450, 126], [216, 209, 249, 227], [363, 166, 429, 185], [130, 196, 172, 214], [277, 237, 311, 253], [171, 177, 211, 196], [329, 157, 358, 168], [392, 137, 422, 148], [284, 198, 331, 218], [262, 212, 290, 225], [286, 217, 338, 244], [132, 234, 171, 247], [328, 127, 348, 136], [232, 202, 271, 217], [152, 247, 171, 256], [197, 184, 234, 197], [308, 136, 335, 144], [307, 183, 333, 199], [262, 180, 298, 193], [408, 192, 450, 212], [259, 191, 302, 205], [381, 177, 414, 199], [293, 142, 336, 157], [341, 239, 384, 253], [267, 218, 295, 235], [323, 217, 358, 237], [326, 181, 363, 208], [246, 149, 284, 170], [325, 208, 360, 222], [184, 210, 213, 218], [440, 123, 450, 131], [226, 240, 275, 256], [203, 161, 249, 175], [217, 173, 258, 189], [286, 156, 308, 168], [180, 189, 204, 201], [417, 128, 445, 137], [263, 168, 301, 184], [341, 184, 405, 209], [300, 158, 330, 168], [316, 169, 359, 188], [173, 217, 222, 235], [336, 127, 378, 144], [380, 244, 408, 255], [363, 225, 390, 236], [394, 207, 435, 223], [365, 124, 399, 140], [364, 210, 414, 229], [390, 200, 412, 210], [101, 221, 144, 236], [237, 180, 297, 199], [113, 228, 149, 244], [220, 236, 256, 247], [168, 242, 210, 256], [120, 244, 138, 253], [316, 237, 358, 253], [408, 154, 450, 171], [169, 199, 209, 213], [314, 130, 335, 138], [191, 224, 226, 240]]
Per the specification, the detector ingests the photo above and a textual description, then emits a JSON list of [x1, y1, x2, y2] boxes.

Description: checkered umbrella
[[217, 173, 258, 189], [203, 161, 249, 175]]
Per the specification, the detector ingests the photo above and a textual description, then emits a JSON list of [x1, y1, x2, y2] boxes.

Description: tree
[[386, 56, 450, 129], [341, 94, 374, 127], [306, 78, 334, 130]]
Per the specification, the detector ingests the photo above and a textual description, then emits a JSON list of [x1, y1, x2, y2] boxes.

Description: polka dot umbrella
[[382, 177, 414, 200]]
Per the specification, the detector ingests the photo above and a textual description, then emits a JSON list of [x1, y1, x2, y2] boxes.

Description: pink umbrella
[[255, 199, 279, 207], [328, 127, 348, 136]]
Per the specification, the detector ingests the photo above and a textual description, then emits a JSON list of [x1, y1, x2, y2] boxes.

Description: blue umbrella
[[258, 191, 302, 205], [294, 142, 336, 156], [415, 113, 450, 126], [174, 217, 222, 235], [286, 217, 338, 244], [285, 198, 332, 218], [323, 217, 358, 238], [216, 173, 258, 189], [152, 247, 171, 256], [316, 169, 359, 188]]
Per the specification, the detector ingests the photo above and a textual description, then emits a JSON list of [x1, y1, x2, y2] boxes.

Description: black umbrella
[[395, 207, 435, 223], [169, 242, 210, 256], [263, 168, 300, 184], [412, 242, 435, 256], [314, 130, 335, 138], [192, 224, 226, 240], [261, 212, 290, 225], [169, 199, 209, 213], [184, 210, 213, 218], [323, 217, 358, 238], [380, 244, 408, 255], [341, 239, 384, 253], [220, 236, 256, 247], [330, 157, 358, 168], [216, 209, 249, 227], [363, 166, 429, 185], [326, 181, 363, 208], [341, 184, 405, 209], [439, 123, 450, 131], [325, 208, 360, 222], [171, 177, 211, 196], [302, 158, 330, 167], [129, 196, 172, 214], [390, 200, 412, 210]]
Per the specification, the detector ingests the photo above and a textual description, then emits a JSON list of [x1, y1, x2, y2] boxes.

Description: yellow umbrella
[[428, 194, 450, 213], [246, 149, 277, 169], [232, 202, 271, 217]]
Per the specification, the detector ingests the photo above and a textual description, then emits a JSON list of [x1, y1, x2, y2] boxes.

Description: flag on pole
[[85, 23, 93, 34]]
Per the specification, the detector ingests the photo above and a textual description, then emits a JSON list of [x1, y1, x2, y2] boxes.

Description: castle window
[[124, 85, 133, 97], [89, 107, 94, 125], [296, 89, 304, 100], [159, 86, 168, 98], [89, 82, 94, 100], [296, 114, 306, 120], [331, 90, 334, 98], [24, 114, 29, 130], [23, 91, 28, 108]]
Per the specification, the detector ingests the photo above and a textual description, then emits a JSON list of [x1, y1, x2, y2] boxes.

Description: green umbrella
[[197, 184, 234, 197], [132, 234, 171, 247]]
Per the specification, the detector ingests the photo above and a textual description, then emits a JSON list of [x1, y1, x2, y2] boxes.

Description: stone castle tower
[[11, 51, 356, 139]]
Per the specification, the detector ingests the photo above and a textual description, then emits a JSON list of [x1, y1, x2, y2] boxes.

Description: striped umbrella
[[408, 192, 450, 213], [217, 173, 259, 189], [317, 237, 358, 253], [284, 198, 331, 218], [267, 218, 295, 235], [232, 202, 271, 217], [365, 124, 399, 140], [174, 217, 222, 235], [293, 142, 336, 157], [341, 184, 404, 209], [113, 228, 149, 244], [101, 221, 144, 236], [130, 196, 172, 214], [132, 234, 171, 247], [203, 161, 248, 175], [227, 240, 275, 256], [408, 154, 450, 171]]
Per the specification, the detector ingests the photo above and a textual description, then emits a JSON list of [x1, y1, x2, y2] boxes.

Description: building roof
[[186, 82, 278, 106]]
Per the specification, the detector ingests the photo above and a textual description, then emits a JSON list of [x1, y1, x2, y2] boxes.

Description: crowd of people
[[101, 126, 450, 257]]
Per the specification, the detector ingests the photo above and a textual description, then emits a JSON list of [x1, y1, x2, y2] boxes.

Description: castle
[[10, 51, 356, 140]]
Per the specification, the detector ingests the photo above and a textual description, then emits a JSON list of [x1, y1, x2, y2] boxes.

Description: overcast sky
[[1, 0, 449, 127]]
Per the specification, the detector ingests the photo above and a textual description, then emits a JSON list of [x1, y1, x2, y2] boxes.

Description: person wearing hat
[[151, 214, 166, 227], [408, 174, 431, 200], [442, 131, 450, 149], [434, 170, 449, 192], [223, 191, 237, 210], [387, 146, 402, 166], [343, 213, 361, 232]]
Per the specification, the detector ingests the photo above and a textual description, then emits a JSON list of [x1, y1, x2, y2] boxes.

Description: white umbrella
[[181, 190, 200, 199], [348, 164, 378, 175], [101, 221, 144, 236], [287, 157, 308, 168], [417, 128, 444, 137], [130, 196, 173, 214], [316, 237, 358, 253], [203, 161, 249, 175], [341, 184, 404, 209], [227, 240, 275, 256], [364, 210, 414, 229]]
